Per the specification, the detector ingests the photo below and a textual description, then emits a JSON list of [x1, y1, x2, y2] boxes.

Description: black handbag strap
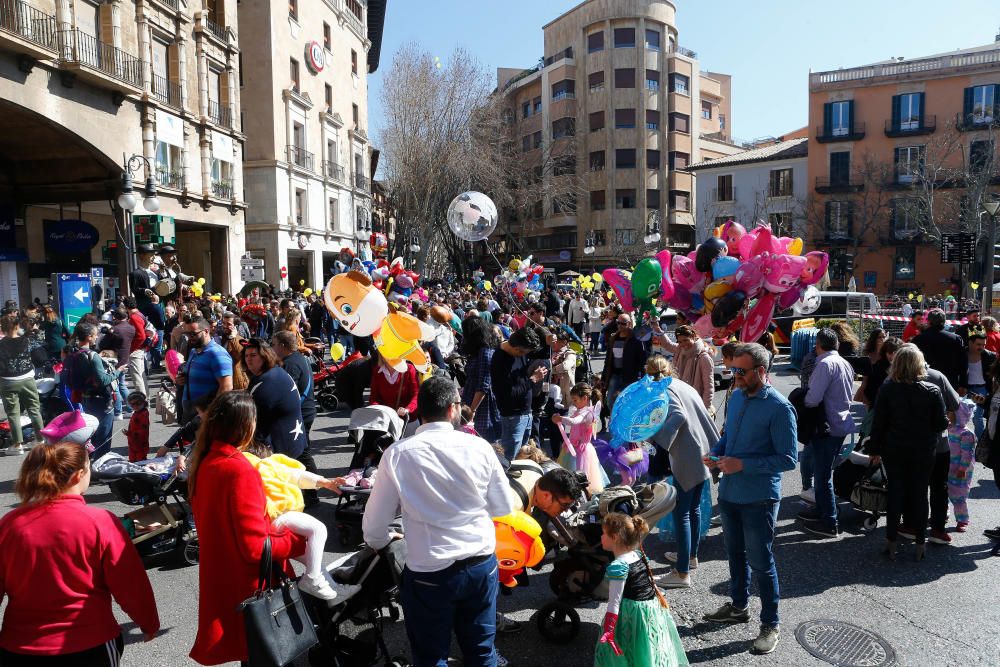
[[257, 536, 273, 593]]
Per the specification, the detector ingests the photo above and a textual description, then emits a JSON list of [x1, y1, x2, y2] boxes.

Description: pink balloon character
[[741, 292, 776, 343], [761, 254, 807, 294], [655, 249, 675, 301], [734, 258, 764, 299], [721, 220, 747, 258], [671, 255, 705, 293], [693, 314, 715, 338], [601, 268, 635, 312], [800, 251, 829, 286]]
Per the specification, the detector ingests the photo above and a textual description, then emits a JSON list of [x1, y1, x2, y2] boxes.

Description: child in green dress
[[596, 513, 689, 667]]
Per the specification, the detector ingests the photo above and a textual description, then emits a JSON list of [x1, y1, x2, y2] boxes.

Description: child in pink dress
[[554, 383, 609, 494]]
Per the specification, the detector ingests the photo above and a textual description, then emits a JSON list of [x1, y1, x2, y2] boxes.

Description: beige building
[[0, 0, 247, 302], [497, 0, 742, 271], [239, 0, 386, 289]]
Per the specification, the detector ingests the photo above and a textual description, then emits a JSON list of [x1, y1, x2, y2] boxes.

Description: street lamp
[[984, 199, 1000, 315], [583, 232, 595, 255], [117, 154, 160, 289], [409, 233, 421, 254]]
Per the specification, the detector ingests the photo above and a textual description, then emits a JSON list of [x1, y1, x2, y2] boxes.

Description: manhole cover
[[795, 619, 898, 667]]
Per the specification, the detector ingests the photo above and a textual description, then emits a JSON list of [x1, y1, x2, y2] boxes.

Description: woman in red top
[[368, 352, 419, 420], [0, 441, 159, 665], [188, 391, 305, 666], [983, 316, 1000, 354]]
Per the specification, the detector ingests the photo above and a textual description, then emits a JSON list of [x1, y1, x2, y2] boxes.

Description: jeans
[[113, 371, 130, 416], [884, 450, 935, 543], [928, 450, 950, 531], [607, 374, 624, 408], [672, 480, 705, 574], [968, 385, 987, 438], [83, 396, 115, 459], [810, 434, 845, 530], [499, 413, 531, 460], [400, 555, 499, 667], [719, 499, 781, 626], [571, 322, 584, 340], [588, 331, 601, 353], [799, 444, 813, 490], [151, 330, 165, 368]]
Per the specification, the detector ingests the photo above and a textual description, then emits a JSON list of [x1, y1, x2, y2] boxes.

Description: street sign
[[863, 271, 876, 288], [940, 233, 975, 263], [241, 267, 265, 282], [240, 257, 264, 268], [53, 273, 92, 330], [90, 267, 104, 312]]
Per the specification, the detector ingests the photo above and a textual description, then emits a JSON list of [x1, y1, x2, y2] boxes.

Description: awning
[[559, 270, 582, 277], [211, 130, 234, 163], [155, 109, 184, 148]]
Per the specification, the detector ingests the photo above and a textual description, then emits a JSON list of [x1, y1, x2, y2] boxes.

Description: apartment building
[[497, 0, 742, 272], [0, 0, 247, 302], [240, 0, 386, 289], [808, 38, 1000, 294]]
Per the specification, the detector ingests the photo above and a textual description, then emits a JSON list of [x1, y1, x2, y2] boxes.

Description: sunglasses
[[731, 365, 764, 377]]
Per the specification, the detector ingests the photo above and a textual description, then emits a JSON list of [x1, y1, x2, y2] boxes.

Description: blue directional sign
[[54, 273, 92, 330]]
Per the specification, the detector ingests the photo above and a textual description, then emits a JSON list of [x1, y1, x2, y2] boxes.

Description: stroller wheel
[[181, 537, 199, 565], [863, 515, 879, 532], [536, 601, 580, 644], [319, 393, 340, 412], [388, 658, 411, 667]]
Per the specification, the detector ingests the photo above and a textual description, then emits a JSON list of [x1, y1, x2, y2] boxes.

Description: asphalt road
[[1, 359, 999, 667]]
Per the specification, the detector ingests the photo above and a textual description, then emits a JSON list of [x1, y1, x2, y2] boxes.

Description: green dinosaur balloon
[[630, 257, 662, 319]]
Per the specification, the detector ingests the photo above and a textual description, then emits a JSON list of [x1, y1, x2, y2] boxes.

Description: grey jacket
[[650, 378, 719, 491], [923, 366, 959, 454]]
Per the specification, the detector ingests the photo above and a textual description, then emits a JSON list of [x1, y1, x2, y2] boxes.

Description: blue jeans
[[499, 413, 531, 460], [810, 434, 845, 530], [672, 480, 705, 574], [968, 385, 987, 438], [400, 555, 499, 667], [83, 396, 115, 459], [588, 331, 601, 353], [719, 499, 781, 626], [799, 444, 813, 490], [113, 372, 130, 416]]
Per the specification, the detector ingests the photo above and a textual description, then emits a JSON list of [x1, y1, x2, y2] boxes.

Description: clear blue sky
[[369, 0, 1000, 153]]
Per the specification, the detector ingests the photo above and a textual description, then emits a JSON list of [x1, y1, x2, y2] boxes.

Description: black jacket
[[961, 349, 996, 391], [911, 328, 967, 390], [491, 347, 535, 417], [601, 333, 647, 387], [868, 379, 948, 457]]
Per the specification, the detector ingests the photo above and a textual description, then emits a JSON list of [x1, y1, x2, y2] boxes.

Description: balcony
[[815, 123, 866, 143], [207, 99, 232, 128], [815, 176, 864, 193], [884, 115, 936, 137], [543, 47, 573, 67], [286, 145, 314, 171], [354, 173, 370, 192], [211, 179, 234, 199], [956, 112, 999, 132], [323, 161, 346, 183], [711, 187, 736, 203], [0, 0, 58, 58], [204, 16, 226, 42], [57, 29, 142, 92], [151, 73, 182, 108], [156, 166, 183, 190]]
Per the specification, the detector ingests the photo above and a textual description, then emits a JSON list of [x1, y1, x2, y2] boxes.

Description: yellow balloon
[[971, 282, 980, 291], [197, 277, 206, 285], [787, 238, 803, 256], [330, 342, 346, 361], [593, 273, 603, 283], [303, 288, 313, 297], [483, 280, 492, 291], [299, 280, 305, 286], [917, 295, 924, 303], [607, 290, 614, 300], [907, 293, 915, 300]]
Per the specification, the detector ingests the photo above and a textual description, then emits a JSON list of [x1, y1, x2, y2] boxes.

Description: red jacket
[[189, 441, 306, 665], [0, 495, 159, 655], [369, 362, 419, 415], [126, 408, 150, 461], [128, 311, 147, 353]]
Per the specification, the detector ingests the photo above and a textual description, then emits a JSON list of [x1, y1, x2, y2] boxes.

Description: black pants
[[884, 450, 935, 543], [0, 635, 123, 666], [299, 413, 319, 506], [928, 450, 950, 532]]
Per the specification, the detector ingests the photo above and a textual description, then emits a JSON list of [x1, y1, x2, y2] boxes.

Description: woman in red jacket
[[0, 441, 160, 665], [369, 352, 419, 420], [187, 391, 306, 666]]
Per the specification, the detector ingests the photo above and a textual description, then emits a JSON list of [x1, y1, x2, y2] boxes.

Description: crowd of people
[[0, 261, 998, 666]]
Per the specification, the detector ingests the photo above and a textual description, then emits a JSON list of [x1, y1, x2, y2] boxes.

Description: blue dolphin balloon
[[608, 375, 672, 449]]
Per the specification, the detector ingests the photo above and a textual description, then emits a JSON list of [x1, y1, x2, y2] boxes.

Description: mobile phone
[[708, 455, 720, 462]]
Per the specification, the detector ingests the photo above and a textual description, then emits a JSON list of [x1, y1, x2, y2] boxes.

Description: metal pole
[[988, 211, 997, 317]]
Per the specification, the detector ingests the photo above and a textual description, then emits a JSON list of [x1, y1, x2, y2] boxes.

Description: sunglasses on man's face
[[731, 365, 763, 377]]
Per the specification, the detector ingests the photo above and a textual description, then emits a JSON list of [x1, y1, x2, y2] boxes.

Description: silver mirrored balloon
[[447, 191, 498, 242], [793, 285, 821, 315]]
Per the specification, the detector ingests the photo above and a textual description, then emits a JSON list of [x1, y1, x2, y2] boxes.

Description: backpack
[[63, 349, 105, 401]]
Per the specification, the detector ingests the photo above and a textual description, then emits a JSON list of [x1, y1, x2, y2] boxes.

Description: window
[[967, 84, 997, 124], [768, 213, 792, 238], [593, 230, 607, 246], [720, 113, 726, 130], [769, 168, 793, 197], [646, 109, 660, 130], [352, 103, 359, 126], [614, 28, 635, 48], [668, 151, 687, 169], [669, 112, 690, 134], [552, 117, 575, 139], [970, 140, 995, 175], [290, 58, 300, 91], [522, 101, 531, 119], [553, 197, 577, 215], [554, 156, 576, 176], [587, 31, 604, 53], [645, 70, 660, 91], [715, 174, 733, 201], [615, 108, 636, 129], [588, 71, 604, 93], [670, 190, 690, 211], [328, 198, 338, 230], [589, 111, 605, 132], [616, 149, 636, 169], [826, 201, 851, 239], [701, 100, 713, 120], [521, 135, 531, 153], [893, 199, 922, 240], [828, 100, 852, 136], [346, 0, 362, 21], [645, 29, 660, 51], [615, 189, 637, 209], [351, 50, 358, 75], [669, 73, 689, 95], [894, 246, 916, 281], [323, 22, 331, 50], [830, 151, 850, 185], [531, 201, 543, 218], [590, 150, 605, 171], [288, 0, 297, 19], [614, 68, 635, 88], [533, 97, 542, 114], [896, 92, 922, 130], [327, 138, 337, 164], [154, 140, 183, 188], [532, 131, 542, 149], [590, 190, 606, 211], [616, 229, 639, 245], [647, 188, 661, 209], [324, 84, 333, 112], [648, 149, 661, 169], [894, 146, 925, 183], [552, 79, 575, 100], [294, 188, 306, 225]]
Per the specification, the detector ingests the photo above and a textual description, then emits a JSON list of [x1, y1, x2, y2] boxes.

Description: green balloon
[[630, 257, 662, 318]]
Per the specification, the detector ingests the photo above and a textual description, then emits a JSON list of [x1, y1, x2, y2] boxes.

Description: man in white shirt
[[363, 375, 514, 667], [567, 291, 589, 339]]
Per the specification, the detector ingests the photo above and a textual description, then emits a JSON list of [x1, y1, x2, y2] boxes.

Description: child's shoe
[[956, 521, 969, 533], [299, 574, 339, 601], [340, 469, 364, 487]]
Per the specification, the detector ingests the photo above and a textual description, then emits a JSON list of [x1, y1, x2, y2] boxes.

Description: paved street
[[1, 361, 999, 666]]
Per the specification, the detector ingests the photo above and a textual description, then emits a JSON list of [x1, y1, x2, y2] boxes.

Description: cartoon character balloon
[[602, 268, 634, 312], [721, 220, 747, 258], [374, 311, 436, 373], [800, 251, 830, 286], [608, 375, 672, 449], [446, 191, 499, 242], [493, 512, 545, 588], [630, 257, 662, 318], [323, 270, 389, 337]]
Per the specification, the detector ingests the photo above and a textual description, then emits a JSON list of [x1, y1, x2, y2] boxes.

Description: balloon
[[702, 280, 733, 313], [375, 311, 435, 373], [493, 512, 545, 588], [608, 375, 672, 449], [630, 258, 662, 317], [654, 249, 675, 301], [671, 255, 704, 292], [483, 280, 492, 291], [446, 191, 498, 242], [917, 295, 924, 303], [323, 270, 389, 337], [712, 256, 741, 281], [741, 292, 776, 343], [330, 342, 346, 361], [198, 277, 206, 285], [508, 259, 521, 272], [693, 314, 715, 338], [607, 290, 614, 300], [792, 285, 822, 315], [695, 237, 728, 273], [761, 254, 807, 293], [721, 220, 747, 257], [299, 279, 305, 286], [785, 237, 804, 256], [303, 288, 313, 297], [602, 269, 634, 312], [592, 272, 603, 283], [971, 282, 980, 291], [734, 258, 764, 298], [164, 349, 184, 381], [799, 251, 829, 286], [39, 410, 98, 447], [712, 290, 747, 327]]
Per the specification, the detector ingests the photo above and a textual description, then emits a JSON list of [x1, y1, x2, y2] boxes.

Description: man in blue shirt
[[177, 317, 233, 418], [703, 343, 797, 655]]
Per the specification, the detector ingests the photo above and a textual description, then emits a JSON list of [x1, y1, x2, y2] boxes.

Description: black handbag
[[239, 537, 318, 667]]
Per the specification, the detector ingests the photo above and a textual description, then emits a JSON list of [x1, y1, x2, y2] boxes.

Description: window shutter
[[917, 92, 925, 126], [890, 95, 901, 130], [823, 103, 832, 135], [993, 84, 1000, 118], [847, 100, 855, 132], [846, 202, 854, 237], [893, 147, 901, 181], [888, 200, 896, 240], [963, 87, 974, 120], [824, 201, 832, 237]]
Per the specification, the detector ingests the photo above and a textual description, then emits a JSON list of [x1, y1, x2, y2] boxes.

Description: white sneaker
[[299, 574, 340, 601], [799, 488, 816, 504], [663, 552, 698, 569], [3, 444, 24, 456], [654, 570, 692, 588]]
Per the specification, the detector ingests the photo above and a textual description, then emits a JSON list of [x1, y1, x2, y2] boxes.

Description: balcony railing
[[208, 99, 232, 128], [287, 145, 314, 171], [57, 29, 142, 88], [156, 166, 183, 190], [204, 16, 226, 41], [152, 73, 182, 108], [815, 123, 866, 143], [815, 176, 865, 193], [543, 47, 573, 67], [884, 115, 936, 137], [956, 112, 999, 132], [212, 179, 234, 199], [155, 0, 178, 7], [0, 0, 57, 52], [323, 161, 346, 182], [711, 187, 736, 202], [354, 173, 370, 192]]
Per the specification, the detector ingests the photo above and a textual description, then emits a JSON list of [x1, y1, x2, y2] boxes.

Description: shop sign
[[43, 220, 100, 254], [305, 41, 325, 73]]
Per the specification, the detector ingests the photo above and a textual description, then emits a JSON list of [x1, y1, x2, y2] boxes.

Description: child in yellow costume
[[243, 442, 360, 603]]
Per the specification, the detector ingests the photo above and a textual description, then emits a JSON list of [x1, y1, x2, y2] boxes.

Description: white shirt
[[362, 421, 514, 572], [902, 303, 913, 318]]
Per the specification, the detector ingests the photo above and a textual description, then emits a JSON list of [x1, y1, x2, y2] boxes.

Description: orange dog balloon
[[493, 511, 545, 588]]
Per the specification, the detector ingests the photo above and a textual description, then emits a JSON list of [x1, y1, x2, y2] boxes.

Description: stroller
[[313, 348, 365, 413], [534, 481, 677, 644], [334, 406, 405, 547], [833, 443, 888, 532], [305, 535, 410, 666]]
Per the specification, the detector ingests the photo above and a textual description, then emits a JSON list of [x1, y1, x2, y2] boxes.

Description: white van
[[811, 291, 882, 319]]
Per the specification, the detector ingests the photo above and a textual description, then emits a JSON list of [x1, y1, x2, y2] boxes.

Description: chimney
[[995, 25, 1000, 42]]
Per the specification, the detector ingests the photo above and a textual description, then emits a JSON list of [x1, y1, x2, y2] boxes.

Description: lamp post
[[117, 154, 160, 291], [984, 199, 1000, 315]]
